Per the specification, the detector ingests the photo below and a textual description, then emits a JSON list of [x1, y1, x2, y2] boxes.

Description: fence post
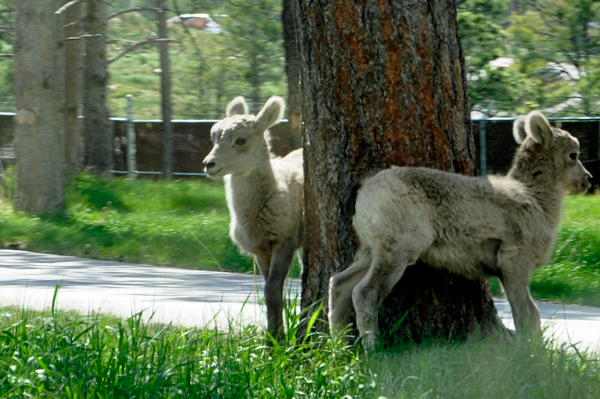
[[126, 94, 136, 178], [479, 117, 487, 177], [479, 102, 495, 177]]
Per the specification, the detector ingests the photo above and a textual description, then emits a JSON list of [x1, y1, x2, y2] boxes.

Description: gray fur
[[328, 111, 592, 349], [203, 96, 303, 340]]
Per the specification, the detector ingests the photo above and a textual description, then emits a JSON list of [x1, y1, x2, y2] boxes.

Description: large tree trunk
[[296, 0, 502, 344], [64, 2, 83, 176], [282, 0, 302, 150], [13, 0, 66, 215], [82, 0, 112, 174], [157, 0, 174, 180]]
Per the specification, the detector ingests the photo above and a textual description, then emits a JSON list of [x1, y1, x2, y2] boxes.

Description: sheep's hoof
[[359, 331, 378, 352]]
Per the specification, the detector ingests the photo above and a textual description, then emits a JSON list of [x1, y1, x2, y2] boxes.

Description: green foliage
[[458, 0, 512, 19], [5, 0, 600, 118], [0, 57, 14, 101], [0, 1, 13, 107], [459, 0, 600, 116], [468, 64, 548, 115], [106, 0, 285, 119], [0, 164, 15, 202], [218, 0, 284, 112], [458, 10, 508, 70], [0, 303, 598, 398]]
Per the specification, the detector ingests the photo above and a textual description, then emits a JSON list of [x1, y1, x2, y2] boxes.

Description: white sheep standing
[[203, 96, 303, 340], [328, 111, 592, 349]]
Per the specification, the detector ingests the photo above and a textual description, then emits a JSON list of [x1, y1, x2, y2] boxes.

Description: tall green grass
[[0, 298, 598, 399]]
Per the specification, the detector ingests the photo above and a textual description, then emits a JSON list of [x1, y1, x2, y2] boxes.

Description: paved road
[[1, 249, 599, 353]]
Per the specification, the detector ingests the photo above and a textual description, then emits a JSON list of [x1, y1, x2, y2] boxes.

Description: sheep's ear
[[525, 111, 553, 146], [226, 96, 248, 117], [512, 115, 527, 144], [256, 96, 285, 132]]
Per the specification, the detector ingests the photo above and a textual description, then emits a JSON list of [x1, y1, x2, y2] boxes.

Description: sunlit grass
[[0, 171, 252, 273], [0, 296, 598, 399], [368, 336, 600, 399]]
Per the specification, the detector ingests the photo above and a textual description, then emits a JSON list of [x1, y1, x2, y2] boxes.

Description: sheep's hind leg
[[352, 261, 409, 349], [264, 242, 296, 341], [255, 254, 272, 280], [329, 247, 372, 336], [352, 240, 424, 350]]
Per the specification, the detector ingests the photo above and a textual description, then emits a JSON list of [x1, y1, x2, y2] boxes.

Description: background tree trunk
[[296, 0, 502, 343], [157, 0, 174, 180], [282, 0, 302, 150], [13, 0, 66, 215], [64, 2, 83, 176], [511, 0, 520, 15], [82, 0, 112, 174]]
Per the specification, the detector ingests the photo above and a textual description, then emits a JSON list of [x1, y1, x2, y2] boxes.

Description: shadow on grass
[[72, 174, 130, 212]]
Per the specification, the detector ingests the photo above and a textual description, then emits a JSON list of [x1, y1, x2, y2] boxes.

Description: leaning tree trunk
[[296, 0, 502, 344], [282, 0, 302, 151], [13, 0, 66, 215], [82, 0, 112, 174]]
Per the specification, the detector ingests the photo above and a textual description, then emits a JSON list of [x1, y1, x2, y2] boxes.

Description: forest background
[[1, 0, 599, 120]]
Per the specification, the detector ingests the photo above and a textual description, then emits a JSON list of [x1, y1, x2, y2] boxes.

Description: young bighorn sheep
[[203, 96, 303, 340], [329, 111, 592, 349]]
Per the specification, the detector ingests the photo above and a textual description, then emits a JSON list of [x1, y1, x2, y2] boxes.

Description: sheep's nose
[[203, 160, 216, 170]]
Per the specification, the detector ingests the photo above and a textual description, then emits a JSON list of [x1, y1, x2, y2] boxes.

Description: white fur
[[203, 96, 303, 339], [328, 111, 592, 349]]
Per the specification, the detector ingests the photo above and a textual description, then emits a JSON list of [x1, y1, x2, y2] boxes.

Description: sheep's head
[[513, 111, 592, 194], [203, 96, 285, 179]]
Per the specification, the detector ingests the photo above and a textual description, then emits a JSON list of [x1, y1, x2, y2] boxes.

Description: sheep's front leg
[[329, 247, 371, 336], [502, 271, 541, 336], [264, 241, 295, 341]]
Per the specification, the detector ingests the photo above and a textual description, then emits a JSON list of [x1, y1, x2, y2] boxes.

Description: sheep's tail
[[343, 171, 379, 219]]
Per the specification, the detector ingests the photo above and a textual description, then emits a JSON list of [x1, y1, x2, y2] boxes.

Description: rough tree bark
[[82, 0, 112, 174], [64, 2, 83, 175], [157, 0, 174, 180], [13, 0, 66, 215], [296, 0, 502, 344], [282, 0, 302, 150]]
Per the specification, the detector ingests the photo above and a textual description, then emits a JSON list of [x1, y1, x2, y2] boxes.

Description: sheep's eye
[[235, 137, 247, 145], [569, 152, 578, 160]]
